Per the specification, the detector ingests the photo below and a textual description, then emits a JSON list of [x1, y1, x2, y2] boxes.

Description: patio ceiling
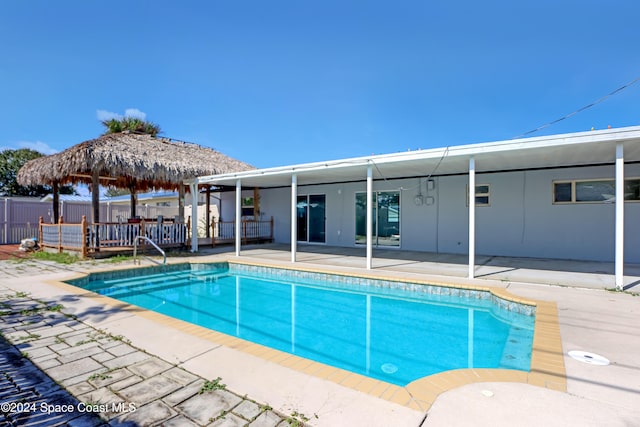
[[195, 126, 640, 188]]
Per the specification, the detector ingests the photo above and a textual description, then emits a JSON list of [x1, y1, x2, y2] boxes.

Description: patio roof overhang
[[192, 126, 640, 188], [189, 125, 640, 290]]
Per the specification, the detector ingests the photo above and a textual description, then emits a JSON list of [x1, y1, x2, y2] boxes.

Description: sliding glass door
[[297, 194, 326, 243], [355, 191, 400, 247]]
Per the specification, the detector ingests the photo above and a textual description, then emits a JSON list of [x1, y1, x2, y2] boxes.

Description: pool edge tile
[[47, 259, 566, 412]]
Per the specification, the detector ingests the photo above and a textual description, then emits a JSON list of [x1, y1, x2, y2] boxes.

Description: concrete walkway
[[1, 245, 640, 426], [0, 331, 104, 426], [0, 285, 287, 426]]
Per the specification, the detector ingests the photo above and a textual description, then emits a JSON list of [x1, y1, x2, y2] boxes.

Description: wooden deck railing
[[38, 216, 273, 257], [39, 216, 88, 257], [87, 220, 187, 250], [212, 217, 274, 245], [39, 216, 187, 257]]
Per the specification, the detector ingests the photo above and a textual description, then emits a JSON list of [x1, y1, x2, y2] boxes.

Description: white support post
[[366, 165, 373, 270], [468, 157, 476, 278], [615, 143, 624, 290], [190, 183, 198, 252], [235, 179, 242, 257], [291, 174, 297, 263]]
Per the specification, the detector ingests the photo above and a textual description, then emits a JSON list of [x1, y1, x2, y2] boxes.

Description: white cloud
[[0, 141, 58, 155], [96, 108, 148, 122], [124, 108, 146, 120], [96, 109, 122, 121]]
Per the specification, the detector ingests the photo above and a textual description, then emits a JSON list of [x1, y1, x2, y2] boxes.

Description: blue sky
[[1, 0, 639, 169]]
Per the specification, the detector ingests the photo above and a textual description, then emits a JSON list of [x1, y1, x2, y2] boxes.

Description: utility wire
[[369, 146, 450, 192], [425, 146, 449, 181], [515, 75, 640, 139]]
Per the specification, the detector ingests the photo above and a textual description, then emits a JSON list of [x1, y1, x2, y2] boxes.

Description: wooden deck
[[36, 216, 274, 259], [0, 244, 31, 261]]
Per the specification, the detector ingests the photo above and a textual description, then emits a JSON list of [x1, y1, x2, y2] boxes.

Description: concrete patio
[[0, 286, 287, 426], [1, 244, 639, 426]]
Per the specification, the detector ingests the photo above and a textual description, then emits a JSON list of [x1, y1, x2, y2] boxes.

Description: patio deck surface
[[1, 244, 639, 426]]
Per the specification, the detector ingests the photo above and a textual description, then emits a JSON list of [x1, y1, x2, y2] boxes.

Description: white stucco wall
[[220, 164, 640, 263], [257, 187, 291, 243]]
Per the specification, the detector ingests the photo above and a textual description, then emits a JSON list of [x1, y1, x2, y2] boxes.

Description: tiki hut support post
[[52, 181, 60, 223], [91, 168, 100, 250], [91, 169, 100, 224], [129, 180, 138, 219], [178, 184, 186, 222]]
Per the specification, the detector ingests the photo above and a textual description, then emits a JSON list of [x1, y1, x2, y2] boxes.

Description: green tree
[[0, 148, 76, 197], [99, 116, 162, 219], [101, 117, 161, 136]]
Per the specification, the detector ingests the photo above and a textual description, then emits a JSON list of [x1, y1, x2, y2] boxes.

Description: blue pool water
[[68, 263, 535, 386]]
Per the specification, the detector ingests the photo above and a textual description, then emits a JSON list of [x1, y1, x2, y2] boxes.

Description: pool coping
[[49, 258, 566, 412]]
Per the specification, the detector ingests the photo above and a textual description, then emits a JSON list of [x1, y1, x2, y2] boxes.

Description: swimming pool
[[67, 262, 535, 386]]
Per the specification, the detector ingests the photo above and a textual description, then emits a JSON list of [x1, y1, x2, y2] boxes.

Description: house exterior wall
[[257, 187, 290, 242], [220, 163, 640, 263], [220, 190, 260, 222]]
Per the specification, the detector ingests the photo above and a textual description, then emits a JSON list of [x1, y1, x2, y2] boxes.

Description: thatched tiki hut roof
[[17, 132, 254, 225]]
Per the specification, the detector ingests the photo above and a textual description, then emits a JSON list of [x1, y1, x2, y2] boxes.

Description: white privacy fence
[[0, 198, 179, 244], [0, 199, 49, 244]]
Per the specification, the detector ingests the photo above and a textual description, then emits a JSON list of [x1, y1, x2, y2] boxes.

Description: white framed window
[[241, 197, 254, 217], [466, 184, 490, 207], [553, 178, 640, 204]]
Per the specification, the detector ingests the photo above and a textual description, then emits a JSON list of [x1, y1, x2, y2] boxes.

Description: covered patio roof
[[194, 126, 640, 188], [190, 125, 640, 290]]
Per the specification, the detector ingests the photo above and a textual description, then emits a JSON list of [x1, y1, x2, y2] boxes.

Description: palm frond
[[101, 117, 161, 137]]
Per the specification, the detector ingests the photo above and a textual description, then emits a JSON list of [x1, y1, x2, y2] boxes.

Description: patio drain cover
[[568, 350, 610, 365]]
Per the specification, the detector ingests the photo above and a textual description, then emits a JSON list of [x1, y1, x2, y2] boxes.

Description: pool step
[[97, 274, 229, 299], [499, 326, 533, 370], [96, 269, 225, 287], [88, 270, 228, 295]]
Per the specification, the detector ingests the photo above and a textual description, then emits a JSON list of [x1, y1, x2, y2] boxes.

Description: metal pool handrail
[[133, 236, 166, 265]]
